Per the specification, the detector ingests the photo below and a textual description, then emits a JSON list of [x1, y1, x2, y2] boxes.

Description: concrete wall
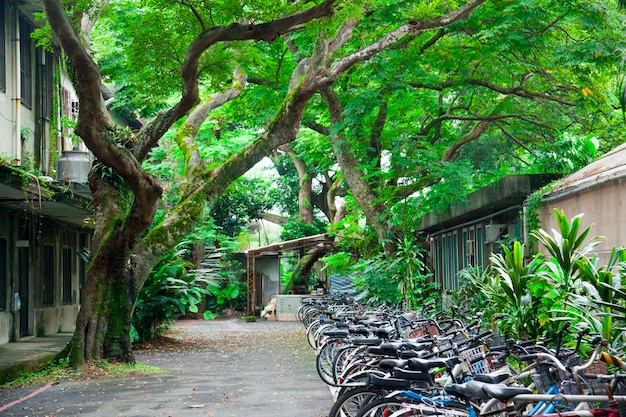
[[538, 177, 626, 265], [0, 0, 79, 173], [0, 312, 13, 344], [0, 211, 85, 342], [256, 257, 280, 309], [0, 1, 22, 162], [35, 305, 79, 336]]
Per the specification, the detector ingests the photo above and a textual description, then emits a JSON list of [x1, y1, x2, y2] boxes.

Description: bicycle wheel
[[354, 398, 407, 417], [357, 398, 469, 417], [328, 387, 385, 417], [303, 308, 323, 328], [315, 323, 338, 349], [333, 345, 362, 384], [306, 320, 323, 349], [317, 339, 343, 385]]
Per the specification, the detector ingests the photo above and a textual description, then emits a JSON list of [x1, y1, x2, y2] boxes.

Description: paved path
[[0, 319, 331, 417]]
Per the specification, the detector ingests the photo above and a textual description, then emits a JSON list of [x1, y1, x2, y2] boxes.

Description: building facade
[[418, 175, 557, 291], [0, 0, 91, 344], [538, 143, 626, 264]]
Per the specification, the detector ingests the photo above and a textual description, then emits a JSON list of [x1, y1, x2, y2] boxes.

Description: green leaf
[[203, 311, 217, 320]]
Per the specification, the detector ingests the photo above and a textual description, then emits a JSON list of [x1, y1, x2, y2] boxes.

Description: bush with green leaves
[[279, 218, 328, 241], [335, 236, 437, 310], [566, 248, 626, 351], [132, 243, 211, 343], [201, 256, 246, 318], [453, 266, 494, 317], [489, 241, 550, 339], [459, 209, 626, 353], [534, 210, 626, 353]]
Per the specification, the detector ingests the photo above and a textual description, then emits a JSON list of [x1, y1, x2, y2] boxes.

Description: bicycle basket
[[408, 323, 440, 339], [459, 345, 492, 375]]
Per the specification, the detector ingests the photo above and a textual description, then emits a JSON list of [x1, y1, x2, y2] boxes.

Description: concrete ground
[[0, 319, 332, 417], [0, 332, 74, 384]]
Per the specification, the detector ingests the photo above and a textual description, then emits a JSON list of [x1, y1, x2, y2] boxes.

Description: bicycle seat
[[374, 328, 394, 339], [322, 329, 350, 338], [473, 373, 509, 384], [379, 358, 409, 370], [481, 383, 532, 400], [351, 337, 382, 346], [366, 346, 399, 356], [379, 341, 409, 351], [407, 357, 454, 371], [393, 368, 433, 383], [366, 373, 412, 389], [398, 350, 428, 359]]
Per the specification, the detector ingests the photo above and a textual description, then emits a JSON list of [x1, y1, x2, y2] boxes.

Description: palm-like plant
[[531, 209, 600, 294], [487, 241, 548, 339], [532, 210, 626, 352], [566, 248, 626, 352]]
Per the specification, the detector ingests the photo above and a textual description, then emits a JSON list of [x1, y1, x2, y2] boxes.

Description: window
[[78, 234, 88, 291], [71, 101, 79, 119], [41, 51, 54, 120], [433, 238, 440, 288], [477, 227, 484, 268], [0, 238, 6, 310], [62, 248, 72, 304], [19, 15, 33, 108], [442, 235, 449, 290], [449, 232, 460, 290], [42, 245, 54, 306], [0, 0, 6, 92], [462, 230, 468, 268]]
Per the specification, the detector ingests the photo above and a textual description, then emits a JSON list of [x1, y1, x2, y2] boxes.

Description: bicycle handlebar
[[519, 339, 604, 375]]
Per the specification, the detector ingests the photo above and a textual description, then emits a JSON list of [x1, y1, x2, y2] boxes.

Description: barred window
[[0, 238, 6, 311], [62, 248, 72, 304], [42, 245, 54, 306], [41, 51, 54, 119], [19, 15, 33, 108], [0, 0, 6, 92]]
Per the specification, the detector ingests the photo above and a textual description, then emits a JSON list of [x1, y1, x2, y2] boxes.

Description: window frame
[[19, 15, 33, 109], [0, 238, 6, 311], [62, 247, 72, 304], [0, 0, 6, 92], [42, 244, 54, 306]]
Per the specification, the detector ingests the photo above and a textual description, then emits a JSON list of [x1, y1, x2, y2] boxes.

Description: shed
[[244, 234, 334, 316]]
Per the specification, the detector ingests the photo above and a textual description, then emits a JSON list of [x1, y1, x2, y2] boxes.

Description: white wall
[[538, 178, 626, 264], [0, 1, 20, 162]]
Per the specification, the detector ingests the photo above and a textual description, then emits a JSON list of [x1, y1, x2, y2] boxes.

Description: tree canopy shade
[[41, 0, 626, 365], [43, 0, 341, 365], [297, 0, 626, 250]]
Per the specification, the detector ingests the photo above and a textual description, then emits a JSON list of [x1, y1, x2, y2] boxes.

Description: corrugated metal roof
[[245, 233, 334, 257], [543, 142, 626, 201]]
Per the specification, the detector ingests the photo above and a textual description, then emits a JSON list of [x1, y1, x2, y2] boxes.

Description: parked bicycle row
[[297, 296, 626, 417]]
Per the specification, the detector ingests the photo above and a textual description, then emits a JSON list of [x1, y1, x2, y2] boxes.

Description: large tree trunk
[[279, 144, 314, 223], [69, 170, 153, 364], [320, 86, 391, 249]]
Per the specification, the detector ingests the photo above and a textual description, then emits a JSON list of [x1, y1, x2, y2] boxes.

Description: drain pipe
[[12, 10, 22, 166]]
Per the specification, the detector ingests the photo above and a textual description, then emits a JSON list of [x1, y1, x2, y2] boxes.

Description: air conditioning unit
[[485, 224, 505, 243]]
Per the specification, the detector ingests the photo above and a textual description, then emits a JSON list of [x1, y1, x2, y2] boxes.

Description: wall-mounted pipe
[[12, 6, 21, 165]]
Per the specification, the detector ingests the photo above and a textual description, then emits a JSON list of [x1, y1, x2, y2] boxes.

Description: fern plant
[[131, 243, 211, 342]]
